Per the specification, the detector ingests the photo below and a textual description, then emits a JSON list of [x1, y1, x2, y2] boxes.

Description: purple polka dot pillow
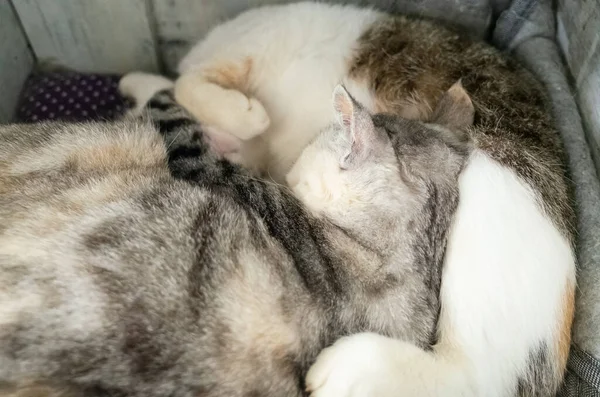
[[15, 72, 132, 123]]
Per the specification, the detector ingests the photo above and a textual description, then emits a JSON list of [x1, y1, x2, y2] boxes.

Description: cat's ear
[[430, 80, 475, 130], [332, 84, 377, 169]]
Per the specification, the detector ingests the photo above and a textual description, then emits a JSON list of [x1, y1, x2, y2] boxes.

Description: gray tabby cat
[[0, 81, 472, 397], [167, 4, 576, 395]]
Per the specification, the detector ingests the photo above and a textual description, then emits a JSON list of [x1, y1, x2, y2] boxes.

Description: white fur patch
[[177, 2, 382, 182]]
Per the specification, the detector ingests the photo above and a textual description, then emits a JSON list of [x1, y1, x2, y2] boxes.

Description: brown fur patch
[[349, 19, 445, 120], [556, 281, 575, 371], [349, 15, 575, 241], [202, 57, 254, 93]]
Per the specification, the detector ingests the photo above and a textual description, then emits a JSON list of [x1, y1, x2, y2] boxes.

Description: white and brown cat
[[121, 2, 576, 396]]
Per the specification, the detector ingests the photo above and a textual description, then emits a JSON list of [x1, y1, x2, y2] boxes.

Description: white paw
[[174, 74, 270, 141], [119, 72, 174, 111], [209, 89, 270, 140], [243, 96, 271, 139], [306, 333, 428, 397]]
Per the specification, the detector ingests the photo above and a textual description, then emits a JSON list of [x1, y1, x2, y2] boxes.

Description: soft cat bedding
[[14, 71, 130, 123]]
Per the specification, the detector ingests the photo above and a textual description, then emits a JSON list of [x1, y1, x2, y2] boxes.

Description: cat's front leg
[[306, 333, 468, 397], [175, 62, 270, 140]]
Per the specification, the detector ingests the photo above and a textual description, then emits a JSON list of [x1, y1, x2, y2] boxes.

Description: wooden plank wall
[[11, 0, 159, 74], [2, 0, 297, 121], [557, 0, 600, 174], [0, 1, 34, 123], [8, 0, 290, 76]]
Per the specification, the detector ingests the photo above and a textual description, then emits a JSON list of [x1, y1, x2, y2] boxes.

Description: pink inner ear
[[340, 112, 353, 129], [333, 87, 355, 130]]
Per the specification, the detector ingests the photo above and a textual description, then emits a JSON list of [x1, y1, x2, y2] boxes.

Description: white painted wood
[[12, 0, 159, 74], [0, 1, 34, 123]]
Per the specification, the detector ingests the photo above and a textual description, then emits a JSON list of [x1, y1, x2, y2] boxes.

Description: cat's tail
[[119, 72, 249, 163], [119, 72, 174, 114]]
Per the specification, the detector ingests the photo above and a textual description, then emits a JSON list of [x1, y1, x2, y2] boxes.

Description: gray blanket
[[508, 1, 600, 394]]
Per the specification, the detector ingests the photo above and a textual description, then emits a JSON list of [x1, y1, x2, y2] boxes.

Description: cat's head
[[286, 81, 474, 240]]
